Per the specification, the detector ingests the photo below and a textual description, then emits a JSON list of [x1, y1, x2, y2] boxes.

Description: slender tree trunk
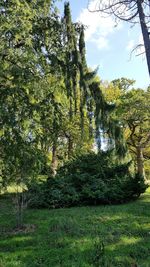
[[137, 0, 150, 76], [68, 137, 73, 159], [136, 146, 145, 178], [17, 193, 23, 228], [15, 184, 24, 229], [51, 143, 58, 176]]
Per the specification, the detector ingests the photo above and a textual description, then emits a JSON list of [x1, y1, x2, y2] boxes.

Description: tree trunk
[[137, 0, 150, 76], [136, 146, 145, 178], [14, 189, 24, 229], [51, 143, 58, 176], [68, 137, 73, 159]]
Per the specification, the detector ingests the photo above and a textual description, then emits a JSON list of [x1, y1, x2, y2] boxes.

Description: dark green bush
[[28, 152, 148, 208]]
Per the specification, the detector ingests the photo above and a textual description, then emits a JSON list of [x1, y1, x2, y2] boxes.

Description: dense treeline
[[0, 0, 122, 185], [0, 1, 148, 226]]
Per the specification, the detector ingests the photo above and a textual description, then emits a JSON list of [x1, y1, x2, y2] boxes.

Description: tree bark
[[68, 137, 73, 159], [136, 146, 145, 178], [51, 143, 58, 176], [137, 0, 150, 76], [17, 193, 23, 228]]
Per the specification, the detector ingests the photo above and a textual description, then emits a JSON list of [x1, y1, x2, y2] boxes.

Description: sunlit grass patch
[[0, 188, 150, 266]]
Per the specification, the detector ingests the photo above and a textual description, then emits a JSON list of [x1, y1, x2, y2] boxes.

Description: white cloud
[[77, 0, 122, 50], [126, 40, 135, 51], [91, 36, 109, 50]]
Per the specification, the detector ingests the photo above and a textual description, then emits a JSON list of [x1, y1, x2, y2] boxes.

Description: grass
[[0, 189, 150, 267]]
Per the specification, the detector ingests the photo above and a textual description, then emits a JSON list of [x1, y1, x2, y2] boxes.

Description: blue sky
[[56, 0, 150, 88]]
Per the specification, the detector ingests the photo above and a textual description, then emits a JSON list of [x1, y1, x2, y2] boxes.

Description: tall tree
[[102, 79, 150, 177], [63, 2, 79, 158], [117, 88, 150, 178], [0, 0, 63, 225], [62, 2, 101, 157]]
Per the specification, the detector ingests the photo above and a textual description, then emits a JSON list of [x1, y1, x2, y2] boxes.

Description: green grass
[[0, 189, 150, 267]]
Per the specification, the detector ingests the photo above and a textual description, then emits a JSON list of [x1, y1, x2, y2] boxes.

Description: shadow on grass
[[0, 228, 150, 267], [0, 191, 150, 267]]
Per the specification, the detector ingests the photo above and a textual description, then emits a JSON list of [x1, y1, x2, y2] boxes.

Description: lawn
[[0, 188, 150, 267]]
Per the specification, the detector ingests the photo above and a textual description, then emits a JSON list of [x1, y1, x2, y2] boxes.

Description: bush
[[28, 152, 148, 208]]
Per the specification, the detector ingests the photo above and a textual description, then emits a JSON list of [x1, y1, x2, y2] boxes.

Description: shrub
[[28, 151, 148, 208]]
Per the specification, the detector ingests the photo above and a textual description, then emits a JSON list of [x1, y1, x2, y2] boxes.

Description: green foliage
[[112, 77, 135, 92], [1, 1, 146, 226], [102, 80, 150, 178], [0, 0, 127, 192], [28, 152, 147, 208], [116, 88, 150, 177]]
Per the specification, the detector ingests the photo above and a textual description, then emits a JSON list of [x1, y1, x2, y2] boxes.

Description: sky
[[56, 0, 150, 88]]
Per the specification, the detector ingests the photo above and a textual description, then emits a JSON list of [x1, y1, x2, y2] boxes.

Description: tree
[[118, 88, 150, 178], [62, 2, 107, 157], [89, 0, 150, 77], [0, 0, 131, 222], [101, 78, 150, 178], [0, 0, 62, 226]]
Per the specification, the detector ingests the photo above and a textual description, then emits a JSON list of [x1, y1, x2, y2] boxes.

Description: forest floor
[[0, 188, 150, 267]]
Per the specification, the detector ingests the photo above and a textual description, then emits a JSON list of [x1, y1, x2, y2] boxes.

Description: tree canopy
[[0, 1, 148, 222]]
